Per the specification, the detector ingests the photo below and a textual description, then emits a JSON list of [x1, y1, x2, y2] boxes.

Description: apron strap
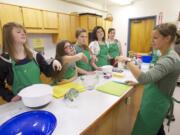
[[167, 97, 180, 131]]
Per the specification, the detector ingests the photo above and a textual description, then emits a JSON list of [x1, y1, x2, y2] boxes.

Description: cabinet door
[[80, 16, 88, 31], [0, 4, 23, 26], [22, 8, 43, 28], [43, 11, 58, 29], [59, 14, 71, 41], [88, 15, 96, 31], [70, 15, 79, 42], [97, 17, 103, 27]]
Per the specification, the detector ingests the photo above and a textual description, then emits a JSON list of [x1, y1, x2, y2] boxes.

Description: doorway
[[127, 16, 156, 55]]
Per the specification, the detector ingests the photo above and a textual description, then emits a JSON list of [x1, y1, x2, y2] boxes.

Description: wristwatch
[[124, 58, 132, 65]]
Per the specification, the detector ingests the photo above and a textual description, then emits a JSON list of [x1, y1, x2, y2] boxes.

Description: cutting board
[[96, 81, 132, 97], [53, 82, 85, 98]]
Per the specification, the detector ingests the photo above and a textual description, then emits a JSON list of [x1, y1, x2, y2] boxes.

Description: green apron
[[132, 83, 171, 135], [96, 44, 109, 67], [12, 59, 41, 95], [75, 45, 92, 71], [63, 63, 76, 79], [151, 49, 161, 64], [108, 42, 120, 58]]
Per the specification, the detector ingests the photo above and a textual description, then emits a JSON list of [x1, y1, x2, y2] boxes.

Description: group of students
[[0, 22, 122, 102], [0, 22, 180, 135]]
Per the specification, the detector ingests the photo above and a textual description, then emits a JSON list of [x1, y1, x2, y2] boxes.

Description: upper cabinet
[[22, 8, 43, 28], [70, 15, 79, 42], [88, 16, 97, 31], [0, 4, 23, 26], [43, 11, 58, 29], [58, 13, 71, 41], [80, 14, 97, 32]]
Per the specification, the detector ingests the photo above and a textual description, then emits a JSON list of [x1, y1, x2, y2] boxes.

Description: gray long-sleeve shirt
[[138, 49, 180, 96]]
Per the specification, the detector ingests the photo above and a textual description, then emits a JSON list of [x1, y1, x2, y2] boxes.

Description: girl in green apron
[[89, 26, 110, 68], [107, 28, 122, 67], [116, 23, 180, 135], [74, 28, 96, 74], [0, 22, 62, 102], [52, 40, 88, 84]]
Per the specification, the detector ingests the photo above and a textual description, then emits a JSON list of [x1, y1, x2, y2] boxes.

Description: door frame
[[127, 15, 157, 56]]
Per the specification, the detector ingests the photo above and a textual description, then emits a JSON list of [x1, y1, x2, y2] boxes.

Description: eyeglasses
[[64, 45, 73, 49]]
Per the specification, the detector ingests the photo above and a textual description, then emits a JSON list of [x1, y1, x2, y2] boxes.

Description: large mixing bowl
[[18, 84, 53, 108]]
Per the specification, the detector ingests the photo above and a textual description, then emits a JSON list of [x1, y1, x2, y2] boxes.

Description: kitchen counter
[[0, 67, 147, 135]]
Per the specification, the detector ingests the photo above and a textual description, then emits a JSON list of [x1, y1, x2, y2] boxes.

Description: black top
[[0, 52, 54, 102]]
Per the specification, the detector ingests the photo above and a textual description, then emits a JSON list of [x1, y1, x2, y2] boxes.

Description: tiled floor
[[164, 85, 180, 135]]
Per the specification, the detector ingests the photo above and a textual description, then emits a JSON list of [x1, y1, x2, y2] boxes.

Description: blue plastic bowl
[[141, 55, 152, 63], [0, 110, 57, 135]]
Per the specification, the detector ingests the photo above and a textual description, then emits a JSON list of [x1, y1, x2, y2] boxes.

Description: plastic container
[[80, 74, 99, 90], [141, 55, 152, 63]]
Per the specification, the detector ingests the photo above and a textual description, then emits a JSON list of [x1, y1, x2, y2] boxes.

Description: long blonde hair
[[2, 22, 33, 60]]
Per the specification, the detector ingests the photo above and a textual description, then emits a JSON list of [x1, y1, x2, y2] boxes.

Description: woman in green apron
[[74, 28, 96, 74], [0, 22, 62, 102], [52, 40, 88, 84], [116, 23, 180, 135], [89, 26, 110, 68], [107, 28, 122, 66]]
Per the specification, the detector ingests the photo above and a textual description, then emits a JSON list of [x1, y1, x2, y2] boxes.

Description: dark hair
[[52, 40, 71, 81], [2, 22, 33, 60], [175, 30, 180, 45], [108, 28, 115, 34], [91, 26, 105, 42], [154, 23, 177, 43], [75, 28, 86, 38]]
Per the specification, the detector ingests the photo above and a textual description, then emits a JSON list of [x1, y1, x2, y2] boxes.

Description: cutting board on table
[[96, 81, 132, 97], [53, 82, 85, 98]]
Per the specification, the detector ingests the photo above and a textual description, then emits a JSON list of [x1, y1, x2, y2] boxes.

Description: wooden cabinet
[[88, 16, 96, 31], [58, 13, 71, 41], [0, 4, 23, 26], [43, 11, 58, 29], [80, 15, 97, 32], [70, 15, 79, 42], [22, 8, 43, 28]]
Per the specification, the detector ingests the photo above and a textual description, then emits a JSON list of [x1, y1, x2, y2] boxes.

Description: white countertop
[[0, 65, 149, 135]]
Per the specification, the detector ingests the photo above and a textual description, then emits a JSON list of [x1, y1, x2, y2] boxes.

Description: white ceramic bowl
[[101, 65, 113, 73], [18, 84, 53, 108]]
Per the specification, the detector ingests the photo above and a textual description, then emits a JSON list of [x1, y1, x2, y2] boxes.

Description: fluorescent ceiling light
[[111, 0, 133, 5]]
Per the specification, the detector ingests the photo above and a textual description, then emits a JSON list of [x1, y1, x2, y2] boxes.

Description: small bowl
[[141, 55, 152, 63]]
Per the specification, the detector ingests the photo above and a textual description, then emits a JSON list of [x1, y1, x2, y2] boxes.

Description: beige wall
[[108, 0, 180, 55]]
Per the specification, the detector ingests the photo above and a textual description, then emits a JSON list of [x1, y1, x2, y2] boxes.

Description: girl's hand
[[115, 56, 130, 63], [53, 60, 62, 71], [11, 95, 21, 102], [86, 71, 96, 75], [96, 67, 102, 71], [91, 55, 98, 62], [79, 53, 88, 63]]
